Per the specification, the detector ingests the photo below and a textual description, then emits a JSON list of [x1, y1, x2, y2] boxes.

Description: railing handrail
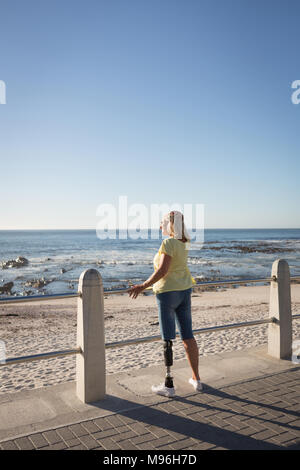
[[1, 275, 300, 304], [0, 261, 299, 402], [1, 348, 82, 366], [1, 314, 300, 367]]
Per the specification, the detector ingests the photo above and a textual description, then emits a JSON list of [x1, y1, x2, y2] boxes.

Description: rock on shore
[[0, 281, 14, 294], [23, 277, 51, 289], [1, 257, 29, 269]]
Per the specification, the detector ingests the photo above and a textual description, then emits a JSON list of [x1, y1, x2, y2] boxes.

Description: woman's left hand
[[128, 284, 145, 299]]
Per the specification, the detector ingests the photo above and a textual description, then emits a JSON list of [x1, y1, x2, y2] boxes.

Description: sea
[[0, 228, 300, 296]]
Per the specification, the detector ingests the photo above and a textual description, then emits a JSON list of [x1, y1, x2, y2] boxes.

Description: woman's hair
[[169, 211, 189, 243]]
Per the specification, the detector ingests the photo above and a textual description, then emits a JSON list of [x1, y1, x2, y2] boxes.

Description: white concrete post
[[268, 259, 292, 360], [76, 269, 106, 403]]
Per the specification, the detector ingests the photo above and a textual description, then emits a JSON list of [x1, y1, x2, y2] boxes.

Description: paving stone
[[246, 419, 268, 433], [109, 424, 129, 435], [207, 417, 229, 428], [282, 439, 300, 449], [272, 431, 300, 444], [222, 416, 249, 429], [171, 400, 194, 410], [170, 438, 198, 450], [118, 414, 138, 426], [127, 422, 149, 435], [111, 430, 138, 443], [251, 429, 278, 440], [194, 409, 219, 418], [235, 426, 260, 437], [78, 434, 99, 449], [288, 419, 300, 427], [146, 425, 171, 438], [263, 421, 288, 434], [115, 440, 140, 450], [68, 423, 89, 438], [56, 427, 76, 441], [255, 411, 282, 420], [93, 429, 120, 440], [191, 441, 217, 450], [187, 412, 210, 423], [28, 433, 49, 449], [136, 442, 156, 450], [285, 404, 300, 412], [64, 437, 83, 448], [276, 414, 297, 424], [166, 430, 190, 441], [81, 421, 100, 434], [99, 437, 122, 450], [93, 417, 115, 431], [106, 415, 127, 428], [14, 436, 36, 450], [42, 430, 62, 445], [0, 440, 19, 450], [153, 435, 176, 447], [66, 444, 87, 450], [45, 442, 67, 450], [130, 433, 155, 445]]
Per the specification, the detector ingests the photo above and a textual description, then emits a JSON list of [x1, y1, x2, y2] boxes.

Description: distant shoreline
[[1, 229, 299, 297]]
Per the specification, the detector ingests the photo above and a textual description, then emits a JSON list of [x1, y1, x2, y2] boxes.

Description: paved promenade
[[0, 347, 299, 450]]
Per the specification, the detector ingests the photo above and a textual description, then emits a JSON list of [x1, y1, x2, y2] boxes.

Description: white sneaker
[[151, 383, 175, 397], [189, 378, 203, 391]]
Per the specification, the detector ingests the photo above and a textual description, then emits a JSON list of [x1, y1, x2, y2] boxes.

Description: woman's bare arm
[[142, 253, 172, 288], [128, 253, 172, 298]]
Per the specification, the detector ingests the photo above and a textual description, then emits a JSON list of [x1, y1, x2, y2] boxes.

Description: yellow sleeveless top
[[152, 238, 196, 294]]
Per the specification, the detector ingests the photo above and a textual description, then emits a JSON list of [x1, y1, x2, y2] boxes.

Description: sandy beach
[[0, 284, 299, 395]]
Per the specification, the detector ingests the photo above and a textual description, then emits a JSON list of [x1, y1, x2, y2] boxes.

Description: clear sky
[[0, 0, 299, 229]]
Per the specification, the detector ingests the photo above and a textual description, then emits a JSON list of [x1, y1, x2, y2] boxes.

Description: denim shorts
[[156, 288, 194, 341]]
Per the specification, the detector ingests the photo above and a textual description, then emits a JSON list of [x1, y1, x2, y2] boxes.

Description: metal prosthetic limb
[[163, 340, 174, 388]]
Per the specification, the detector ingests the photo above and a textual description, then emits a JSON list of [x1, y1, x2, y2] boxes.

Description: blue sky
[[0, 0, 299, 229]]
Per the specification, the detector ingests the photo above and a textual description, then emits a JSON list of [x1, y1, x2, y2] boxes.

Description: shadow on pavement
[[87, 386, 300, 450]]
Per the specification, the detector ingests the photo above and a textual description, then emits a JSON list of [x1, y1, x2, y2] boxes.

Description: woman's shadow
[[89, 383, 300, 450]]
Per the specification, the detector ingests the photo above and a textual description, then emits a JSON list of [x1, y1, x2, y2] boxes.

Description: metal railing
[[2, 315, 300, 367], [1, 274, 300, 367], [0, 262, 300, 403], [2, 348, 82, 366], [1, 275, 300, 304]]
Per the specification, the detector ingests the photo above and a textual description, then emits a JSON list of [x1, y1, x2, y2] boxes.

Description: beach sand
[[0, 284, 299, 394]]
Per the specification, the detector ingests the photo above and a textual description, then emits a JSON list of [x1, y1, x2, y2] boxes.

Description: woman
[[129, 210, 202, 397]]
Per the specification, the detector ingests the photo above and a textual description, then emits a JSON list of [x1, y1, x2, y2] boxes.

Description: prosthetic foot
[[151, 340, 175, 397]]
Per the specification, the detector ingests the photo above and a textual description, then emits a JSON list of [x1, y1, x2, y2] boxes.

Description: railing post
[[268, 259, 292, 360], [76, 269, 106, 403]]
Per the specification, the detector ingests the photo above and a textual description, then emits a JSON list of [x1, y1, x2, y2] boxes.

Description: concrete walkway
[[0, 346, 299, 450]]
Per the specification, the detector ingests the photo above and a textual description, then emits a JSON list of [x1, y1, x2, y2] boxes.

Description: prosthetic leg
[[151, 340, 175, 397], [164, 340, 174, 388]]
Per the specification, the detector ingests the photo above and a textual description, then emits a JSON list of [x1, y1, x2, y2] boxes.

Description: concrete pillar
[[76, 269, 106, 403], [268, 259, 292, 360]]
